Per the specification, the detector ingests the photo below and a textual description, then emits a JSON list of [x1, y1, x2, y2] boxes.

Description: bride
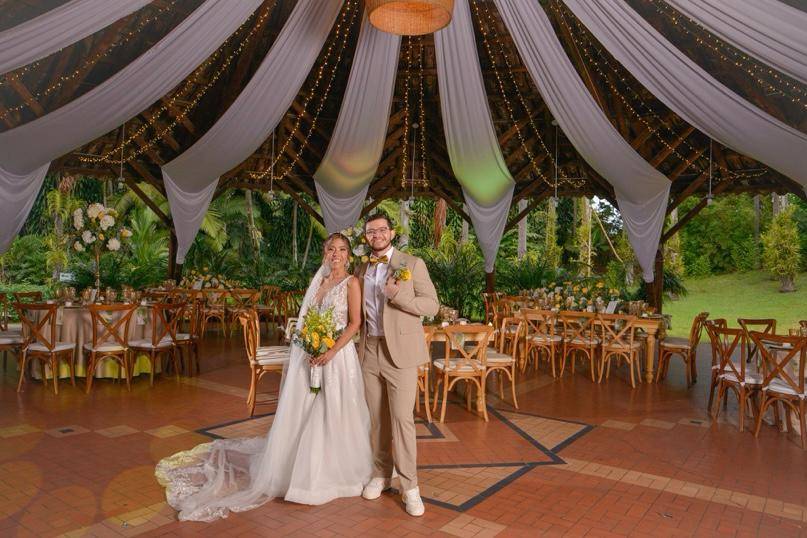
[[156, 233, 372, 522]]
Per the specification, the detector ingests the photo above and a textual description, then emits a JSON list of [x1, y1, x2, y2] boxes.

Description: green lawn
[[663, 270, 807, 337]]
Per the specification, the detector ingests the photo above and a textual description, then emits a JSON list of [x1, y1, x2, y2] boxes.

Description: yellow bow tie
[[369, 255, 389, 265]]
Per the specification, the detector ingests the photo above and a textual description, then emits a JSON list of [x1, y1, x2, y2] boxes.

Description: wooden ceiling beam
[[649, 126, 695, 168]]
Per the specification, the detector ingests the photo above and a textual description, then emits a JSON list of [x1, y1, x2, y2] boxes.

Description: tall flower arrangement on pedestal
[[71, 203, 131, 288]]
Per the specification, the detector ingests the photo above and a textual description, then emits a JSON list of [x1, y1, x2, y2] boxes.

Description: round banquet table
[[24, 304, 163, 380]]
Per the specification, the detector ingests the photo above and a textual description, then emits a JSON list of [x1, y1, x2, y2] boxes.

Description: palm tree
[[45, 186, 80, 280]]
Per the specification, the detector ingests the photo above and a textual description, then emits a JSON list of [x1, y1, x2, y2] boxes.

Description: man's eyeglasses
[[365, 227, 390, 236]]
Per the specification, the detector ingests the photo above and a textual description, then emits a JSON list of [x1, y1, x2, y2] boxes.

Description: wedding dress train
[[156, 269, 372, 522]]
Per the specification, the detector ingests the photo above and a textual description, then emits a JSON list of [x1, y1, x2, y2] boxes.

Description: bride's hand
[[310, 349, 336, 366]]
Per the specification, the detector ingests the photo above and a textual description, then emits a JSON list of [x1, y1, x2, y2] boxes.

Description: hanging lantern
[[367, 0, 454, 36]]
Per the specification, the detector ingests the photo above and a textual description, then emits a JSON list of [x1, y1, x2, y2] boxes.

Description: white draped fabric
[[313, 13, 400, 232], [0, 0, 260, 255], [0, 164, 49, 252], [496, 0, 670, 282], [434, 0, 515, 272], [564, 0, 807, 194], [666, 0, 807, 85], [162, 0, 343, 262], [0, 0, 151, 75]]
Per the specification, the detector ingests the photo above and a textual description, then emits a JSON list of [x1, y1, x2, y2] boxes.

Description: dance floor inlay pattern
[[2, 336, 806, 537]]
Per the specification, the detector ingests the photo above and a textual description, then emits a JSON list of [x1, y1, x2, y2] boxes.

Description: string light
[[249, 0, 359, 182], [552, 2, 766, 185], [401, 36, 429, 189], [400, 36, 413, 188], [417, 37, 429, 188], [650, 0, 807, 110], [79, 4, 276, 164], [1, 0, 178, 120]]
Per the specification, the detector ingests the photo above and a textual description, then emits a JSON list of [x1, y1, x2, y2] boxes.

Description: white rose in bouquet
[[82, 230, 95, 244], [73, 241, 85, 252], [72, 209, 84, 230], [87, 203, 104, 219], [99, 214, 115, 230], [107, 238, 121, 251]]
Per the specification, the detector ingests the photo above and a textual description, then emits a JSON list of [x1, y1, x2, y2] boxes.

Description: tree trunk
[[780, 275, 796, 293], [433, 199, 447, 248], [399, 199, 411, 248], [301, 217, 314, 268], [291, 202, 298, 266], [517, 199, 528, 260], [753, 195, 761, 268]]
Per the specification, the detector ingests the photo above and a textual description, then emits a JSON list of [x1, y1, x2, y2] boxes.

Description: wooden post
[[168, 231, 181, 282], [485, 271, 496, 294], [646, 248, 664, 314]]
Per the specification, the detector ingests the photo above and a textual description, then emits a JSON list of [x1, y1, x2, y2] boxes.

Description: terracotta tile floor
[[1, 336, 806, 537]]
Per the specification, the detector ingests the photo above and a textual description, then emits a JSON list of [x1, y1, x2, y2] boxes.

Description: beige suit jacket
[[356, 249, 440, 368]]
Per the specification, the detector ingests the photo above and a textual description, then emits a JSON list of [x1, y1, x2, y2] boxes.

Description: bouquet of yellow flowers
[[292, 306, 342, 393]]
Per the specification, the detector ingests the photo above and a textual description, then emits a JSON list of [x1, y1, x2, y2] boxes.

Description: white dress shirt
[[364, 245, 394, 337]]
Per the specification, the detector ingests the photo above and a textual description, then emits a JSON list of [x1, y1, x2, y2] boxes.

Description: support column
[[646, 248, 664, 314], [517, 198, 528, 260], [485, 271, 496, 294], [168, 230, 182, 282]]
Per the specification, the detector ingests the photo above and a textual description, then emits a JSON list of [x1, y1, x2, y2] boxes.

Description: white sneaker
[[402, 487, 425, 517], [362, 477, 391, 500]]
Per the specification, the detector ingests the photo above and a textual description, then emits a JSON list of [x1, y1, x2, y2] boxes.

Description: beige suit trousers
[[362, 335, 418, 492]]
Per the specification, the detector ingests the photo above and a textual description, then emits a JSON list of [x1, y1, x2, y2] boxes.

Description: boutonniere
[[392, 263, 412, 282]]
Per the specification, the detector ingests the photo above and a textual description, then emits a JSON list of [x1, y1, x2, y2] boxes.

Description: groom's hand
[[384, 276, 400, 299]]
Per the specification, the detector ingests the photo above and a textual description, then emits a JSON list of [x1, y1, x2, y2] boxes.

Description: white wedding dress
[[156, 268, 372, 522]]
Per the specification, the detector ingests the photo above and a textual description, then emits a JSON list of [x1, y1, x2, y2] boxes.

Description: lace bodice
[[311, 276, 350, 331]]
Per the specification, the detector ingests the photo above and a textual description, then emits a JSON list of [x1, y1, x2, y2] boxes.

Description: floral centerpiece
[[529, 280, 624, 313], [179, 268, 241, 289], [71, 203, 131, 288], [292, 307, 342, 394]]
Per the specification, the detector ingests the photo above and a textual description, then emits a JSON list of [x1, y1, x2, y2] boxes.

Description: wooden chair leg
[[753, 395, 769, 438], [432, 376, 441, 413], [149, 352, 155, 387], [247, 367, 258, 417], [439, 378, 449, 423], [17, 350, 28, 392], [738, 390, 746, 433], [85, 354, 95, 394], [799, 401, 806, 449], [479, 378, 488, 422], [510, 366, 519, 409]]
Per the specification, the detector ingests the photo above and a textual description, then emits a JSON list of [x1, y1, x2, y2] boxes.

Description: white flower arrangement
[[99, 214, 115, 231], [72, 208, 84, 230], [82, 230, 95, 244], [73, 241, 85, 252], [87, 203, 104, 219], [106, 238, 121, 251]]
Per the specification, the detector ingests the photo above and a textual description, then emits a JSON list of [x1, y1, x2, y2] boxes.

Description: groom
[[356, 212, 439, 517]]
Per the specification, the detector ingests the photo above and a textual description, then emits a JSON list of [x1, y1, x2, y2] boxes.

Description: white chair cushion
[[257, 356, 289, 366], [602, 340, 642, 351], [485, 349, 515, 363], [0, 329, 22, 337], [174, 332, 192, 341], [719, 369, 762, 385], [566, 336, 600, 346], [763, 378, 806, 397], [661, 340, 690, 350], [0, 335, 24, 345], [128, 338, 172, 349], [530, 334, 562, 344], [83, 342, 125, 353], [433, 358, 484, 373], [28, 342, 74, 352], [418, 363, 430, 374], [258, 345, 289, 354]]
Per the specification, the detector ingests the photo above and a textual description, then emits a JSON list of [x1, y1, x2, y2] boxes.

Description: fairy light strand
[[400, 36, 413, 188], [78, 4, 276, 164], [1, 0, 178, 120], [249, 0, 359, 182]]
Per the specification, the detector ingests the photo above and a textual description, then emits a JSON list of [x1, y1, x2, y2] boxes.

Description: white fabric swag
[[434, 0, 515, 273], [0, 0, 260, 255], [0, 165, 49, 253], [0, 0, 151, 75], [314, 13, 400, 233], [496, 0, 670, 282], [163, 0, 343, 263], [666, 0, 807, 85], [564, 0, 807, 194]]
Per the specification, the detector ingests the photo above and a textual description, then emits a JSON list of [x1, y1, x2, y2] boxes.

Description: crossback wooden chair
[[15, 303, 76, 394], [704, 318, 728, 413], [174, 299, 205, 376], [749, 332, 807, 448], [419, 327, 435, 423], [201, 289, 229, 337], [226, 288, 260, 335], [84, 304, 138, 393], [0, 292, 24, 371], [597, 314, 642, 388], [255, 316, 296, 358], [128, 302, 185, 386], [800, 320, 807, 332], [239, 309, 289, 417], [711, 326, 759, 432], [738, 318, 776, 365], [484, 316, 521, 409], [482, 292, 502, 324], [559, 311, 599, 381], [521, 309, 561, 377], [657, 312, 709, 387], [256, 285, 282, 334], [0, 292, 10, 331], [432, 324, 493, 423], [14, 291, 43, 303]]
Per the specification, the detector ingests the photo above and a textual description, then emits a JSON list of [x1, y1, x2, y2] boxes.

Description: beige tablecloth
[[25, 305, 162, 380]]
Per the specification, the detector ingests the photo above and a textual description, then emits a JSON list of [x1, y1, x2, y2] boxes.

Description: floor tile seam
[[554, 457, 807, 523]]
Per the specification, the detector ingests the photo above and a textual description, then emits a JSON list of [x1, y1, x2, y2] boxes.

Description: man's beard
[[370, 238, 392, 254]]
